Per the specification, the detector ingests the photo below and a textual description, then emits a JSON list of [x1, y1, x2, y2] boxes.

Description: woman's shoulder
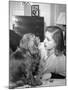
[[55, 54, 66, 76], [56, 54, 66, 62], [59, 54, 65, 58]]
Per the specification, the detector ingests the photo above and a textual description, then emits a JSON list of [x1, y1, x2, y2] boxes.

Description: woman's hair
[[45, 26, 64, 56]]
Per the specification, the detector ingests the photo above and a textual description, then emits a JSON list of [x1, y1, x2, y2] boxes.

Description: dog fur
[[9, 33, 42, 88]]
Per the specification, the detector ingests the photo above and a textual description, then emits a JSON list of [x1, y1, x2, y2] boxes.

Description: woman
[[39, 26, 66, 80]]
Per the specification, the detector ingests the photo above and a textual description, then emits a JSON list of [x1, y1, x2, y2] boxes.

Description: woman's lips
[[44, 44, 47, 47]]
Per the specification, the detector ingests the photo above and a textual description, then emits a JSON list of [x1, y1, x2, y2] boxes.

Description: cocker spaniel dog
[[9, 33, 42, 88]]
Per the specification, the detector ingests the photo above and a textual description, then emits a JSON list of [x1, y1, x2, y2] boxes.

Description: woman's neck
[[47, 48, 55, 56]]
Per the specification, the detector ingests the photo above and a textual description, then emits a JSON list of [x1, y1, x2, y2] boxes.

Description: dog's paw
[[9, 82, 17, 89]]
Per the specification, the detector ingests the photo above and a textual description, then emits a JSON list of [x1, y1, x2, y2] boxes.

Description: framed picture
[[31, 5, 39, 16]]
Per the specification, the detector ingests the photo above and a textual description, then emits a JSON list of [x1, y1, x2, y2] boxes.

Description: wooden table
[[16, 79, 66, 89], [41, 79, 66, 87]]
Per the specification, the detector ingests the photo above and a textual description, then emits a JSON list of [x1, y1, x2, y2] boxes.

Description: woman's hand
[[42, 73, 52, 81]]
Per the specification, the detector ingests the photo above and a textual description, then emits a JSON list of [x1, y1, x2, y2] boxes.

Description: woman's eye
[[45, 36, 50, 41], [47, 37, 50, 41]]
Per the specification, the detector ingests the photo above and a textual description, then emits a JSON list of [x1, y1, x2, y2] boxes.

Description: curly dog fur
[[9, 33, 42, 88]]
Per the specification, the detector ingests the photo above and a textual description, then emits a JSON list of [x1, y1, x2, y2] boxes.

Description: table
[[16, 79, 66, 89]]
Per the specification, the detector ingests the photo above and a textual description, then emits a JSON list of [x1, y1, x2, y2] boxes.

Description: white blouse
[[39, 42, 66, 77]]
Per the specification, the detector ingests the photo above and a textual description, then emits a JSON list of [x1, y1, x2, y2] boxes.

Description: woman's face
[[44, 31, 56, 50]]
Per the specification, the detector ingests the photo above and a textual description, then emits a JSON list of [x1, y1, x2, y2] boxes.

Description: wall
[[39, 3, 51, 26], [9, 1, 52, 29], [24, 2, 31, 16], [24, 2, 51, 27], [9, 1, 66, 29], [50, 4, 56, 25], [9, 1, 24, 29], [24, 2, 66, 26]]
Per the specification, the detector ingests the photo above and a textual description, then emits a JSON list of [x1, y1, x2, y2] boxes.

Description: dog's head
[[19, 33, 40, 56], [9, 33, 42, 87]]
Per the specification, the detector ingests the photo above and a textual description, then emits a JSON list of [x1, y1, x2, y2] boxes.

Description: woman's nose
[[44, 38, 47, 43], [44, 39, 46, 45]]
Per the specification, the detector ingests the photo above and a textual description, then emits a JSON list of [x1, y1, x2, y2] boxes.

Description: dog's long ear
[[29, 36, 40, 55], [19, 35, 29, 50], [34, 37, 40, 47]]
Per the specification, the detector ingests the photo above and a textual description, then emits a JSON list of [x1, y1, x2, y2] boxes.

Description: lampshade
[[56, 12, 66, 25]]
